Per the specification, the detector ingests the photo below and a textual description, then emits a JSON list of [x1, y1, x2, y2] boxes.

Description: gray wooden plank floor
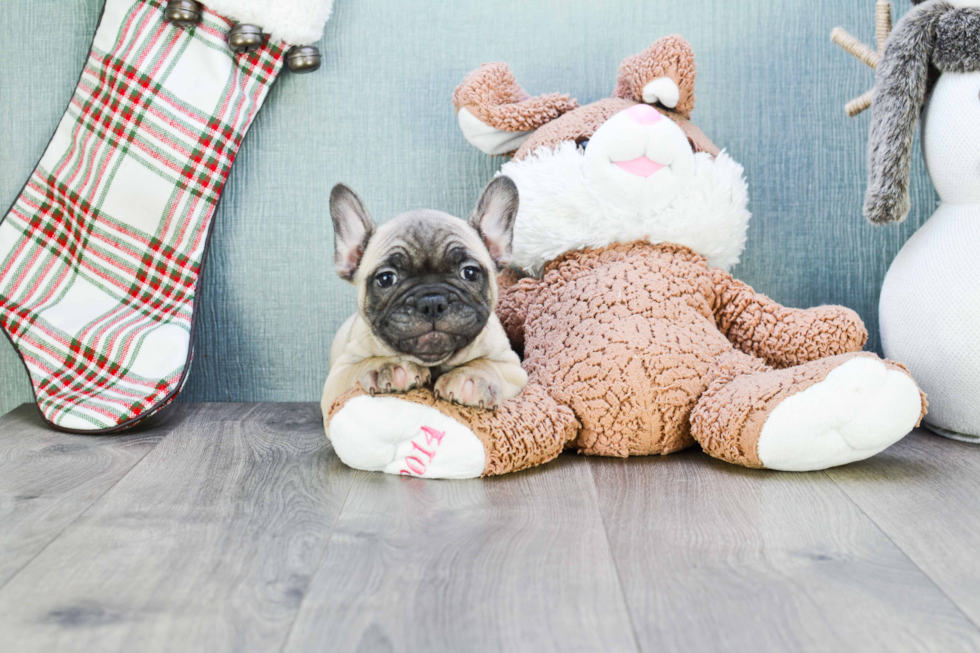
[[283, 456, 637, 653], [0, 403, 978, 653], [590, 452, 980, 653], [0, 404, 186, 589], [826, 435, 980, 628]]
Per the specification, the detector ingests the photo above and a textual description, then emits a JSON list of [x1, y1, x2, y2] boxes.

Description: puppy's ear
[[468, 176, 519, 270], [864, 2, 946, 224], [330, 184, 376, 282]]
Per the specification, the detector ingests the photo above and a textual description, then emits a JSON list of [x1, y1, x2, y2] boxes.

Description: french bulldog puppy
[[321, 177, 527, 431]]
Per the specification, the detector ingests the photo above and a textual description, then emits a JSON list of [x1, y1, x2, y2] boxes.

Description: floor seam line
[[823, 468, 980, 635], [278, 467, 358, 653], [587, 459, 644, 653]]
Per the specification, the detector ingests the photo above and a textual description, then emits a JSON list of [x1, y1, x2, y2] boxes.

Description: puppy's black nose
[[416, 293, 449, 318]]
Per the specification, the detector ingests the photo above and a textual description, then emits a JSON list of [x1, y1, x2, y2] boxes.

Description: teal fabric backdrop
[[0, 0, 933, 417]]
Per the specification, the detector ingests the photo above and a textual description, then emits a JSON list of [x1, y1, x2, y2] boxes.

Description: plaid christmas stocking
[[0, 0, 333, 432]]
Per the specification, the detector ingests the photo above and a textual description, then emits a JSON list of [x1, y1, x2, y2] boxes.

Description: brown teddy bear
[[323, 36, 926, 479]]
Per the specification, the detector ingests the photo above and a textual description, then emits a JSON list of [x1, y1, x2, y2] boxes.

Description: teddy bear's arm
[[496, 276, 545, 350], [710, 268, 868, 369]]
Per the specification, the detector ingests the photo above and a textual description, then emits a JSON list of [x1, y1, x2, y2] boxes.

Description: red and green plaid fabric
[[0, 0, 286, 431]]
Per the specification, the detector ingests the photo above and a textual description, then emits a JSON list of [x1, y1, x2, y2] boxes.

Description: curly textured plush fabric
[[452, 63, 579, 132], [691, 352, 904, 467], [711, 270, 868, 368], [329, 383, 578, 476], [497, 241, 871, 459], [613, 34, 698, 119], [513, 98, 634, 160], [496, 267, 525, 293]]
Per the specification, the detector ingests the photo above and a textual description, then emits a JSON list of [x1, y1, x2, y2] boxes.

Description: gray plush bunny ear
[[864, 1, 947, 224]]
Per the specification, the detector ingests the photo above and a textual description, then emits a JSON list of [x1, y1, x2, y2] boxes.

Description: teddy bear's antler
[[453, 63, 579, 155], [831, 0, 893, 117]]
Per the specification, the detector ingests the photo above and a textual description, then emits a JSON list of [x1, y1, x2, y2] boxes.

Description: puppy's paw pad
[[435, 371, 501, 410], [362, 362, 430, 395], [758, 358, 922, 471], [329, 396, 486, 479]]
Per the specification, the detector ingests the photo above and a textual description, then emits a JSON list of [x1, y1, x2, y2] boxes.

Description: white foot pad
[[758, 358, 922, 471], [329, 396, 486, 479]]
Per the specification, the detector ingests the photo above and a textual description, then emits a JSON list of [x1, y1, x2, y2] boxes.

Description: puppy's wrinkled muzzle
[[403, 331, 458, 362], [378, 284, 489, 363]]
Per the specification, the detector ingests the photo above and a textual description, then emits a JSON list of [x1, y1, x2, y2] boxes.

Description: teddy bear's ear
[[613, 35, 698, 120], [453, 63, 579, 156]]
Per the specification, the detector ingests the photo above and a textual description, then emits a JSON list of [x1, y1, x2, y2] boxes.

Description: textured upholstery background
[[0, 0, 933, 417]]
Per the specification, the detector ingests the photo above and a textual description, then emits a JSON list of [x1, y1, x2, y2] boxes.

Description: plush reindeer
[[323, 36, 926, 478]]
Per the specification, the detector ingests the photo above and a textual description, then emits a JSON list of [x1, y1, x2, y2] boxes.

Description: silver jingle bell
[[286, 46, 322, 74], [228, 24, 264, 53], [164, 0, 202, 27]]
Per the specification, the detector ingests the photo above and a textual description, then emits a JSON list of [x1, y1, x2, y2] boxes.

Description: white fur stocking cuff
[[204, 0, 334, 45]]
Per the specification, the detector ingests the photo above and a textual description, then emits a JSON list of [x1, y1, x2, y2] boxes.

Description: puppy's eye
[[461, 266, 481, 282], [375, 271, 397, 288]]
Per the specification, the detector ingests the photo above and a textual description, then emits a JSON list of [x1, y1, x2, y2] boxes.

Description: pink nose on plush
[[626, 103, 662, 124]]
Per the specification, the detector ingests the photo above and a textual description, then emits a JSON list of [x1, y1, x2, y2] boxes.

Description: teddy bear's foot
[[756, 356, 924, 471], [692, 352, 926, 471], [326, 384, 579, 478], [329, 395, 486, 479]]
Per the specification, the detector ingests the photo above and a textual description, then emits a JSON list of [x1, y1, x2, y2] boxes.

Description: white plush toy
[[842, 0, 980, 441]]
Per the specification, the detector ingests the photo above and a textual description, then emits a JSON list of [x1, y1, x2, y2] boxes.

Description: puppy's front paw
[[435, 367, 502, 410], [361, 361, 430, 395]]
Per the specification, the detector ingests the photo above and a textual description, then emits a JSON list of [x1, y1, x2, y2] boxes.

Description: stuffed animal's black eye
[[375, 271, 397, 288], [577, 139, 589, 151], [461, 266, 481, 282]]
